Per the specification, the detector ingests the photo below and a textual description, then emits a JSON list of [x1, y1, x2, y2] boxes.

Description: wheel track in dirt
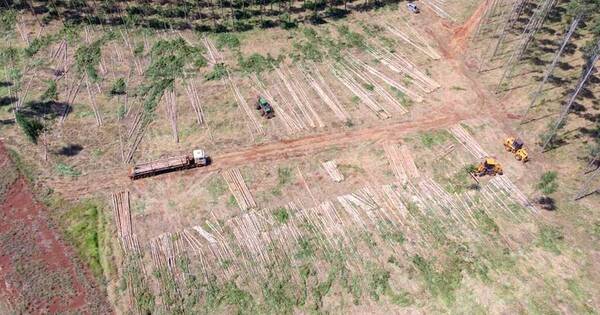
[[49, 111, 470, 198]]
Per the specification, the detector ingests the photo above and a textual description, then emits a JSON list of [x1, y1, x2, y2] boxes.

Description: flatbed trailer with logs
[[129, 149, 209, 180]]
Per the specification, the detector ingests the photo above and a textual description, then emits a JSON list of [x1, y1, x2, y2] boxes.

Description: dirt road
[[50, 111, 466, 197]]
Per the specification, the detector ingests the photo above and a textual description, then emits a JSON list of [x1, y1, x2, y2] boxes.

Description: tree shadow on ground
[[0, 119, 15, 126], [0, 96, 18, 107], [20, 101, 71, 120], [56, 144, 84, 156]]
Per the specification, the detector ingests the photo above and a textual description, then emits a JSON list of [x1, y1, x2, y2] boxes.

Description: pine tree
[[15, 112, 44, 144]]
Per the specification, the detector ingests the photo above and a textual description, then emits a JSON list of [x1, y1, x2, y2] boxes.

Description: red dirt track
[[0, 142, 111, 314]]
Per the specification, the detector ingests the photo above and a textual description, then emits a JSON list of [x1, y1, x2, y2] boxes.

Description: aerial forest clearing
[[0, 0, 599, 313]]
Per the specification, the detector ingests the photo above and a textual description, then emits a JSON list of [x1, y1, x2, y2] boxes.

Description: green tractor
[[256, 96, 274, 119]]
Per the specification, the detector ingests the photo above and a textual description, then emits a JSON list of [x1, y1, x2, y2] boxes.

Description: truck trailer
[[129, 149, 209, 180]]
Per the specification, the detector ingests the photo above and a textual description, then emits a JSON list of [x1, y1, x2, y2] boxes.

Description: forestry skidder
[[256, 96, 274, 119], [504, 137, 529, 162]]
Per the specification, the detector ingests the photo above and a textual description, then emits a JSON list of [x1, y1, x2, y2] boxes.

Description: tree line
[[2, 0, 406, 32]]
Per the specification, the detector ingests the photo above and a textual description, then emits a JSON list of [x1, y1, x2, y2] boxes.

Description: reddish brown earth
[[0, 142, 111, 314]]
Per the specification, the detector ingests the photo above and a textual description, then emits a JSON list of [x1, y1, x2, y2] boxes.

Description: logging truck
[[129, 149, 210, 180]]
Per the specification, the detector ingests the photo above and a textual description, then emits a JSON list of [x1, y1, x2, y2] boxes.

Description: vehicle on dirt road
[[407, 2, 420, 13], [129, 149, 210, 179]]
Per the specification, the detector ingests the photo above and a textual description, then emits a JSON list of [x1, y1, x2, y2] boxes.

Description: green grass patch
[[6, 149, 36, 182], [473, 209, 499, 235], [215, 33, 241, 50], [207, 176, 227, 200], [390, 86, 413, 107], [61, 200, 107, 276], [295, 238, 315, 260], [277, 166, 293, 185], [419, 130, 451, 148], [227, 195, 238, 208], [537, 225, 563, 254], [55, 162, 81, 177], [411, 244, 475, 305]]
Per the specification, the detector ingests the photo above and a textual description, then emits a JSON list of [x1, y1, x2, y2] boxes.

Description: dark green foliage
[[337, 25, 366, 49], [0, 9, 17, 34], [537, 171, 558, 195], [237, 53, 278, 74], [273, 207, 290, 224], [205, 63, 227, 81], [41, 80, 58, 101], [295, 238, 315, 260], [75, 39, 104, 82], [15, 112, 44, 144], [367, 267, 390, 301], [380, 227, 405, 245], [0, 47, 21, 65], [110, 78, 127, 95], [411, 244, 473, 305], [215, 33, 241, 50], [261, 276, 296, 314], [138, 38, 206, 116], [25, 34, 56, 57]]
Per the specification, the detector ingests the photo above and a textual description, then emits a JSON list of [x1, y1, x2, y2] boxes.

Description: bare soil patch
[[0, 142, 111, 314]]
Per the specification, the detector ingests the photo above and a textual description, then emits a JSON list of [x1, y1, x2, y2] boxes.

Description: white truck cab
[[193, 149, 208, 165], [407, 2, 419, 13]]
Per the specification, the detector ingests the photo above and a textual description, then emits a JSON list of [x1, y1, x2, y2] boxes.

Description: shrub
[[15, 112, 44, 144], [215, 33, 240, 50], [110, 78, 127, 95], [75, 39, 104, 82], [537, 171, 558, 195], [205, 63, 227, 81], [41, 80, 58, 101], [237, 53, 277, 74], [273, 207, 289, 224]]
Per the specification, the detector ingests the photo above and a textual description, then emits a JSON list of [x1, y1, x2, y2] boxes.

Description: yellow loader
[[473, 158, 503, 177], [504, 137, 528, 162]]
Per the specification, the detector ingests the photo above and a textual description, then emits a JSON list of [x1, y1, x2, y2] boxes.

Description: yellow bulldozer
[[504, 137, 528, 162], [473, 157, 503, 177]]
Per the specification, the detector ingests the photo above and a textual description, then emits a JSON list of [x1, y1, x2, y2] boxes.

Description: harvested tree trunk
[[492, 0, 528, 58], [521, 13, 582, 123], [542, 43, 599, 151], [85, 77, 103, 126], [165, 88, 179, 143], [497, 0, 557, 91], [574, 169, 599, 200]]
